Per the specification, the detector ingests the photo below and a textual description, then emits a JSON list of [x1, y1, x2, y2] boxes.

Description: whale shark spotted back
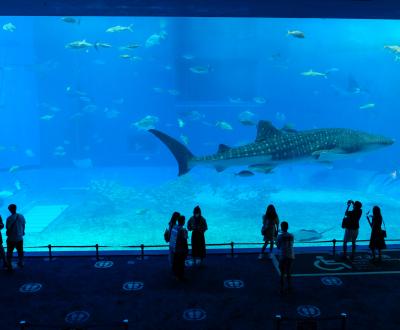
[[149, 120, 394, 176]]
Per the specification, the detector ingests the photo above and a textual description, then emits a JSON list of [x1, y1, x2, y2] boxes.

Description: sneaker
[[258, 254, 264, 260]]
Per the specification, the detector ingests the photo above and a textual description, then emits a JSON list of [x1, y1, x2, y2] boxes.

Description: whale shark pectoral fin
[[312, 148, 347, 162], [255, 121, 282, 142], [217, 144, 231, 153]]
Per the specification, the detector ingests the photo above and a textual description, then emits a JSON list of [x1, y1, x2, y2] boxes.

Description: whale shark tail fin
[[149, 129, 194, 176]]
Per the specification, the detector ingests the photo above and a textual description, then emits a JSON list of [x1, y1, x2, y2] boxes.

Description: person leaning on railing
[[0, 215, 7, 269]]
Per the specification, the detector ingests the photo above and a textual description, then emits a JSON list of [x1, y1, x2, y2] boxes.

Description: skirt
[[369, 230, 386, 250], [191, 231, 206, 259]]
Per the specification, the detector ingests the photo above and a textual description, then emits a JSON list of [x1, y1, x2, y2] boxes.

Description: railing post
[[122, 318, 129, 329], [95, 244, 99, 261], [19, 320, 27, 330], [48, 244, 52, 261], [275, 314, 282, 330], [341, 312, 347, 330], [332, 239, 337, 257], [230, 241, 234, 258], [140, 244, 144, 260]]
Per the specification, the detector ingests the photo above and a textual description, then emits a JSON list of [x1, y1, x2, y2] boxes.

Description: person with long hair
[[367, 206, 386, 263], [259, 204, 279, 259], [165, 211, 180, 266]]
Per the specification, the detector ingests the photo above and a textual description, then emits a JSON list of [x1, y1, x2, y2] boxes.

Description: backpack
[[164, 228, 171, 243]]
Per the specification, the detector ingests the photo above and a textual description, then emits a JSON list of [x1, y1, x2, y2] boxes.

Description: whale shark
[[149, 120, 394, 176]]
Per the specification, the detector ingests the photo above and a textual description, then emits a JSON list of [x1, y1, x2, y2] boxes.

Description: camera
[[347, 200, 354, 206]]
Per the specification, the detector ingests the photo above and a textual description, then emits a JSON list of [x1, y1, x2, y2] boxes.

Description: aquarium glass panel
[[0, 17, 399, 249]]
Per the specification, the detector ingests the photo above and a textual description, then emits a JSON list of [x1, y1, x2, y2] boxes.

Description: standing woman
[[367, 206, 386, 263], [165, 211, 180, 266], [0, 215, 7, 268], [187, 205, 208, 265], [259, 204, 279, 259]]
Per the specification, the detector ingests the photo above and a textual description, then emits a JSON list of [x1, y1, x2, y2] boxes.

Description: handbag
[[341, 217, 348, 229], [381, 219, 387, 238]]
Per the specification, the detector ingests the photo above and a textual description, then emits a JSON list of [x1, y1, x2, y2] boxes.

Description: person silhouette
[[6, 204, 26, 271]]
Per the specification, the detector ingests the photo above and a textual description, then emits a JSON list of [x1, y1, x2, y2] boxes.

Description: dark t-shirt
[[345, 209, 362, 230]]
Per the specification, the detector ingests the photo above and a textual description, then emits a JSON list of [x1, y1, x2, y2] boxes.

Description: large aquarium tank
[[0, 16, 399, 249]]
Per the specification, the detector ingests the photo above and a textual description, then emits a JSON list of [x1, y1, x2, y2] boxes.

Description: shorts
[[279, 257, 293, 275], [344, 229, 359, 243]]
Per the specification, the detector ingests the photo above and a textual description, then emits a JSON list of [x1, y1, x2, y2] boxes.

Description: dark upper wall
[[0, 0, 400, 19]]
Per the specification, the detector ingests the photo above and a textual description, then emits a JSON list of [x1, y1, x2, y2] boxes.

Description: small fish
[[135, 208, 149, 215], [0, 190, 13, 198], [180, 134, 189, 145], [9, 165, 20, 173], [73, 158, 93, 169], [168, 89, 180, 96], [390, 170, 397, 180], [82, 104, 97, 113], [178, 110, 204, 121], [145, 33, 165, 48], [248, 164, 274, 174], [229, 97, 243, 104], [50, 106, 61, 112], [2, 22, 16, 32], [112, 98, 124, 105], [216, 121, 233, 130], [104, 107, 120, 119], [120, 43, 141, 50], [79, 96, 92, 103], [94, 42, 112, 50], [14, 180, 21, 191], [182, 54, 195, 60], [178, 118, 185, 128], [190, 65, 211, 74], [65, 40, 93, 50], [61, 17, 80, 24], [287, 30, 305, 38], [132, 115, 159, 130], [106, 25, 133, 33], [276, 112, 286, 122], [70, 112, 84, 120], [153, 87, 163, 93], [41, 114, 54, 121], [120, 54, 132, 59], [25, 149, 35, 158], [384, 45, 400, 54], [359, 103, 375, 110], [131, 56, 142, 62], [253, 96, 267, 104], [301, 70, 327, 78], [235, 170, 255, 177], [238, 110, 256, 126]]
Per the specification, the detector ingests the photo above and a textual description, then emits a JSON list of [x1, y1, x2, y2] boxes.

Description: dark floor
[[1, 251, 400, 330]]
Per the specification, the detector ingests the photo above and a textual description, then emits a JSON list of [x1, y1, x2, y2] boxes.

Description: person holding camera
[[342, 200, 362, 261], [367, 206, 386, 263]]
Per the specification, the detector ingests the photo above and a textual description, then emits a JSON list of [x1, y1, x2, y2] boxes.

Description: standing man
[[276, 221, 295, 294], [342, 200, 362, 261], [6, 204, 26, 271]]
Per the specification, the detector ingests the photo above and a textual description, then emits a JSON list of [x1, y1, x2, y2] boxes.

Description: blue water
[[0, 17, 400, 249]]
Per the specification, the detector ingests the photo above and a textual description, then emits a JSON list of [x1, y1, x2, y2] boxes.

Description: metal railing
[[15, 238, 400, 261]]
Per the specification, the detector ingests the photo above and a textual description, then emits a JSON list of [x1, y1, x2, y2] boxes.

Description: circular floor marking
[[19, 283, 42, 293], [297, 305, 321, 318], [65, 311, 90, 324], [123, 281, 144, 291], [183, 308, 207, 321], [94, 260, 113, 269], [224, 279, 244, 289], [321, 276, 343, 286]]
